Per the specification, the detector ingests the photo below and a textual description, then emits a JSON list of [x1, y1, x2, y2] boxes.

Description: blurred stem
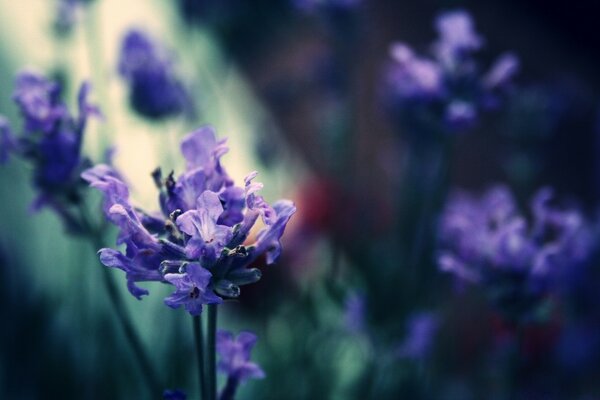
[[207, 304, 218, 400], [219, 376, 239, 400], [193, 315, 207, 400], [510, 323, 524, 398], [404, 137, 451, 298], [78, 205, 162, 395], [83, 1, 112, 155]]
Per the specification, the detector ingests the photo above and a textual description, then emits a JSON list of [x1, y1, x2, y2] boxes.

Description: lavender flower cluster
[[384, 10, 519, 134], [1, 70, 99, 230], [83, 126, 296, 314], [118, 29, 191, 120], [438, 185, 592, 320]]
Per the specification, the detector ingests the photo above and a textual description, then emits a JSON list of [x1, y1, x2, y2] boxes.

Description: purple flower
[[12, 70, 64, 133], [176, 191, 233, 262], [386, 44, 444, 101], [438, 185, 593, 320], [118, 29, 190, 120], [83, 126, 296, 313], [216, 330, 265, 382], [396, 312, 439, 360], [164, 263, 222, 315], [252, 200, 297, 265], [382, 10, 518, 135], [162, 127, 232, 214], [444, 100, 476, 130], [344, 293, 366, 334], [4, 70, 100, 230], [434, 10, 482, 65], [484, 53, 520, 90]]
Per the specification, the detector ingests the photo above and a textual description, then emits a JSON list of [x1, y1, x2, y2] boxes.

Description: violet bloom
[[383, 10, 518, 135], [344, 292, 366, 334], [13, 70, 65, 133], [83, 126, 296, 314], [164, 263, 222, 316], [438, 185, 592, 320], [396, 312, 439, 360], [217, 330, 265, 382], [2, 70, 99, 230], [118, 29, 190, 120], [433, 10, 482, 66]]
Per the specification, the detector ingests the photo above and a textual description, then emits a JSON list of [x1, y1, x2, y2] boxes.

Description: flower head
[[216, 330, 265, 382], [164, 263, 222, 315], [118, 29, 191, 120], [83, 126, 296, 314], [344, 292, 366, 334], [433, 10, 482, 65], [438, 185, 593, 320], [3, 70, 99, 231], [396, 312, 439, 360], [383, 10, 518, 136], [13, 70, 65, 133]]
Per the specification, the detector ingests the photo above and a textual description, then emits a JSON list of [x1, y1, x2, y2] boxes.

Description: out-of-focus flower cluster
[[118, 29, 191, 120], [438, 185, 593, 320], [384, 10, 519, 135], [0, 70, 99, 231], [83, 126, 296, 315]]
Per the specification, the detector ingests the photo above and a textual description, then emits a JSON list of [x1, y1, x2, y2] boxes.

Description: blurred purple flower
[[396, 312, 440, 360], [344, 292, 366, 334], [3, 70, 100, 231], [83, 126, 296, 313], [383, 10, 518, 135], [386, 43, 444, 100], [434, 10, 482, 66], [484, 53, 520, 89], [217, 330, 265, 382], [445, 100, 477, 130], [13, 70, 65, 133], [118, 29, 191, 120], [438, 185, 593, 319]]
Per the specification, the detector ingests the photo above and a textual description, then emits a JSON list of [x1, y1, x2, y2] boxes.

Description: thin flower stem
[[219, 376, 239, 400], [97, 262, 162, 395], [207, 304, 218, 400], [79, 206, 162, 395], [193, 315, 206, 400]]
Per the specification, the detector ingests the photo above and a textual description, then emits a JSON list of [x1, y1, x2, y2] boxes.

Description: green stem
[[207, 305, 218, 400], [79, 206, 162, 395], [193, 315, 206, 400]]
